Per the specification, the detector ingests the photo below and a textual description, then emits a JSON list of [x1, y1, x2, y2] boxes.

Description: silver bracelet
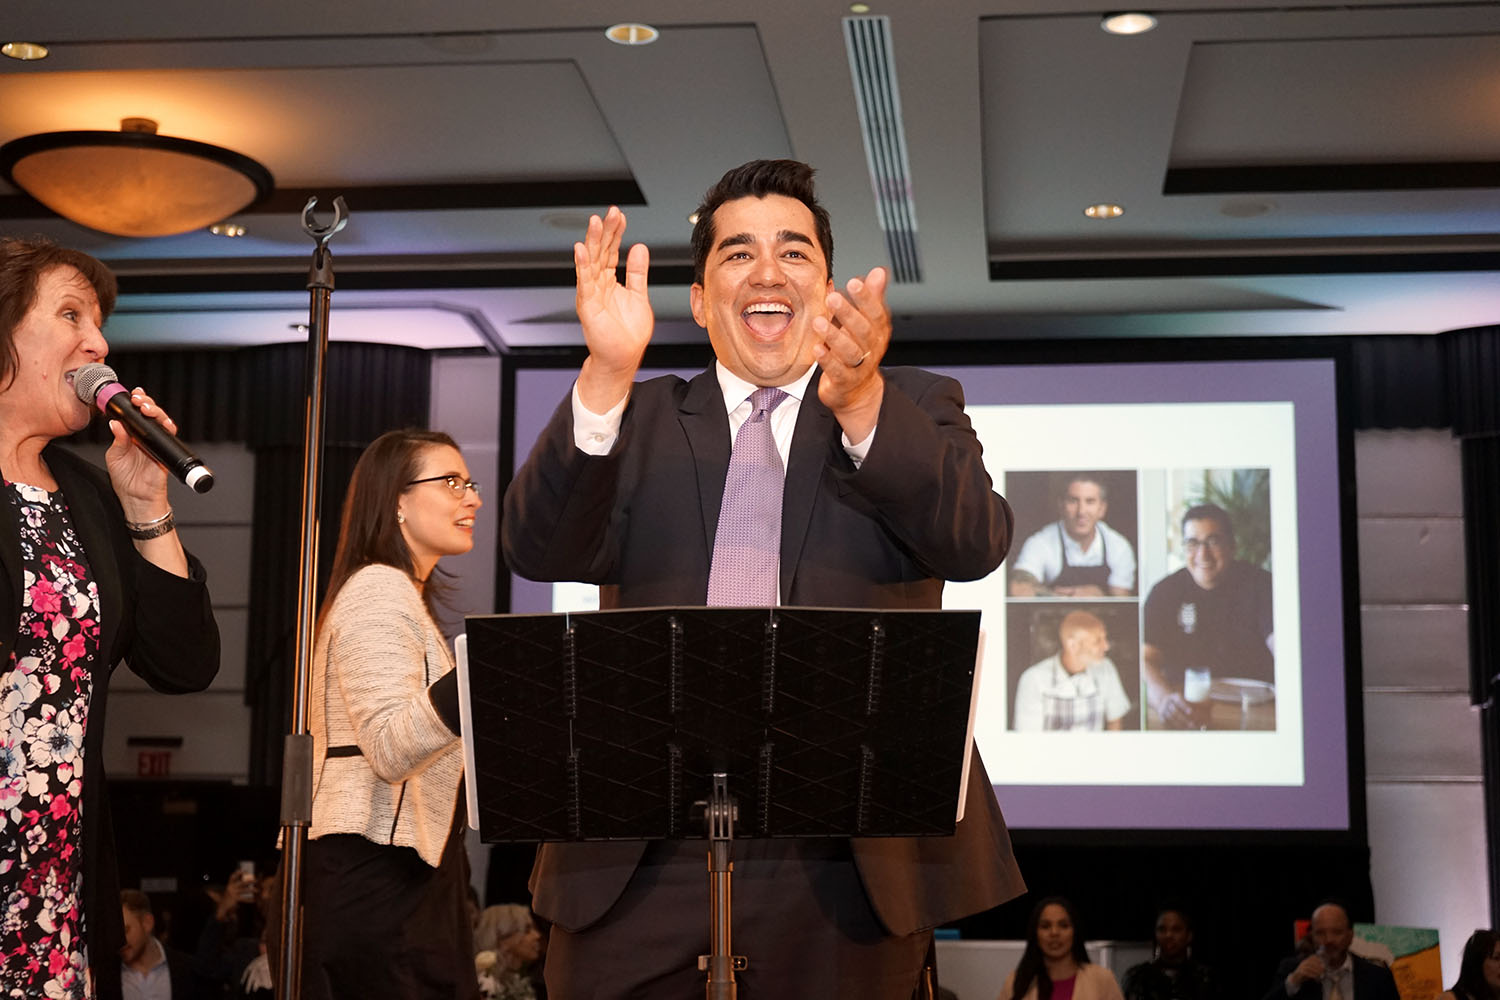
[[126, 509, 175, 540]]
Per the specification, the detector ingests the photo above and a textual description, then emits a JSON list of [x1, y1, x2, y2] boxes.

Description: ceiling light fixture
[[1084, 203, 1124, 219], [687, 211, 700, 225], [2, 42, 49, 61], [605, 23, 660, 45], [849, 3, 871, 12], [0, 117, 273, 238], [1100, 12, 1157, 35]]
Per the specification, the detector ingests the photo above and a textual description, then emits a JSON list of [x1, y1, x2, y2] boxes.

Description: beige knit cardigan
[[308, 563, 463, 867]]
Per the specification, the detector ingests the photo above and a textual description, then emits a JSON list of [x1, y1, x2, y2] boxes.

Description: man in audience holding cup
[[1263, 902, 1399, 1000], [1142, 503, 1273, 729]]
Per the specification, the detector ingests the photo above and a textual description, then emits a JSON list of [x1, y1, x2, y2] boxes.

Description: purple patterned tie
[[707, 386, 789, 606]]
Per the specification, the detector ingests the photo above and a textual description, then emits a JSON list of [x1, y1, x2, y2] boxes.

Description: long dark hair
[[1009, 895, 1092, 1000], [319, 429, 460, 625], [1450, 929, 1500, 999]]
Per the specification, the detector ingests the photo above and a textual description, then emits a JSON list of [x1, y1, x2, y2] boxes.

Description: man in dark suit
[[1262, 902, 1400, 1000], [503, 159, 1024, 998]]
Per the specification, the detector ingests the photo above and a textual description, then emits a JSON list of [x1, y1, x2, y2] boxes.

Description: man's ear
[[689, 284, 707, 329], [143, 911, 155, 935]]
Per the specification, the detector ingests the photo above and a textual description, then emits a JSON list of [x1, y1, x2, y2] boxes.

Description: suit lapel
[[678, 368, 732, 560], [780, 370, 836, 601]]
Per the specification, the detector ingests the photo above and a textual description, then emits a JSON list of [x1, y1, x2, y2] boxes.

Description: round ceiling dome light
[[605, 23, 659, 45], [1101, 13, 1157, 35], [0, 117, 273, 238], [1084, 203, 1125, 219]]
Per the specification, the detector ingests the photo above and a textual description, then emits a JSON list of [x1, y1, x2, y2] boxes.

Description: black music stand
[[456, 606, 982, 1000]]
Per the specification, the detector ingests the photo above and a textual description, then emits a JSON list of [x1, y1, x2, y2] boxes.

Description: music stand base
[[698, 773, 746, 1000]]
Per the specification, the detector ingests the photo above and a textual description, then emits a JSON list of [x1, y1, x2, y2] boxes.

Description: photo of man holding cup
[[1142, 502, 1274, 730]]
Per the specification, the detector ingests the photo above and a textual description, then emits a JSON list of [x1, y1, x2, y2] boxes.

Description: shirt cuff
[[842, 425, 877, 468], [572, 382, 628, 455]]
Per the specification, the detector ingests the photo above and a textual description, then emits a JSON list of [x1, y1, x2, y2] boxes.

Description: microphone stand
[[276, 197, 348, 1000]]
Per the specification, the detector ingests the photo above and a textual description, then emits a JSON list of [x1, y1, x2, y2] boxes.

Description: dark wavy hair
[[689, 159, 833, 284], [319, 428, 461, 626], [0, 237, 118, 390], [1009, 895, 1092, 1000], [1449, 929, 1500, 999]]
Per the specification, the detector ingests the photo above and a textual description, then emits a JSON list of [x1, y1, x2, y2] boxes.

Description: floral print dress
[[0, 482, 101, 1000]]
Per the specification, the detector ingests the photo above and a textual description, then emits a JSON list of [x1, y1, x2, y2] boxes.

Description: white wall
[[1356, 428, 1489, 981]]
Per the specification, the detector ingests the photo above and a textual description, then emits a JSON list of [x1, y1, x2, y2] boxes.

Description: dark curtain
[[1346, 334, 1450, 430]]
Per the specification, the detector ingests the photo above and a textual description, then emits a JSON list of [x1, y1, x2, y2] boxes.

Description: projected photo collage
[[1003, 468, 1274, 736]]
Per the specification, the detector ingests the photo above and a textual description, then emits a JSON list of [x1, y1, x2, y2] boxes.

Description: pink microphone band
[[94, 382, 128, 412]]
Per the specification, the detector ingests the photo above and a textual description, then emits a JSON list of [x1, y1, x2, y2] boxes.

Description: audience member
[[1261, 902, 1398, 1000], [1010, 474, 1137, 596], [1439, 929, 1500, 1000], [1012, 611, 1131, 731], [999, 896, 1125, 1000], [195, 868, 266, 998], [1120, 907, 1220, 1000], [474, 904, 544, 1000], [121, 889, 208, 1000]]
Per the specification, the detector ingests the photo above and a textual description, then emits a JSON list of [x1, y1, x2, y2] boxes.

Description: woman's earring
[[396, 511, 406, 524]]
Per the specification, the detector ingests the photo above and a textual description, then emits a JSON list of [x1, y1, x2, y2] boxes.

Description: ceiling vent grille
[[843, 15, 921, 283]]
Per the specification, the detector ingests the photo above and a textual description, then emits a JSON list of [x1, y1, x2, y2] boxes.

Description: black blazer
[[1263, 953, 1401, 1000], [503, 365, 1024, 935], [0, 445, 220, 999]]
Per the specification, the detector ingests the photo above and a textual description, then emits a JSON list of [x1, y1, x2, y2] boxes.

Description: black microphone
[[71, 363, 215, 493]]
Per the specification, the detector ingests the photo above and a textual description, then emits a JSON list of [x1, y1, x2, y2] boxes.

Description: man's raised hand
[[575, 206, 653, 412], [814, 265, 891, 443]]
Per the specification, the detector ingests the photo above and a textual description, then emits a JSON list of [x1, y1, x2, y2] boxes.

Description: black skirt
[[300, 796, 478, 1000]]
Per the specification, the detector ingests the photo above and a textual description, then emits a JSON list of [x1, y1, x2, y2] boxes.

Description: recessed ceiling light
[[1100, 12, 1157, 35], [2, 41, 49, 61], [541, 211, 594, 231], [1084, 203, 1124, 219], [605, 23, 659, 45], [209, 223, 247, 237], [849, 3, 871, 12], [289, 323, 309, 334], [1221, 199, 1274, 218], [688, 212, 700, 225]]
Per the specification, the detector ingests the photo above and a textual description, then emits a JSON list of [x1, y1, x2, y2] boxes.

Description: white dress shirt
[[571, 362, 876, 465]]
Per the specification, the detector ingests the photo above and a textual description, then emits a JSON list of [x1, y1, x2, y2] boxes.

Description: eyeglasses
[[1182, 534, 1228, 554], [406, 475, 482, 498]]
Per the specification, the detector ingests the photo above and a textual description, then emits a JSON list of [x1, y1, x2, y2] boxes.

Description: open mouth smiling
[[742, 301, 792, 338]]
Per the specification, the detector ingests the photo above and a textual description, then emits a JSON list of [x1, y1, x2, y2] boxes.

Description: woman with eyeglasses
[[301, 429, 483, 999]]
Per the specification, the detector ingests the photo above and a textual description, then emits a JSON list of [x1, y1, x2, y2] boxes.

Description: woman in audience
[[1439, 929, 1500, 1000], [474, 904, 545, 1000], [299, 429, 483, 999], [1121, 907, 1220, 1000], [0, 238, 219, 998], [1000, 895, 1125, 1000]]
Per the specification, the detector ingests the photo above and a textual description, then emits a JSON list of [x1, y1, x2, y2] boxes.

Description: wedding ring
[[851, 350, 870, 368]]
